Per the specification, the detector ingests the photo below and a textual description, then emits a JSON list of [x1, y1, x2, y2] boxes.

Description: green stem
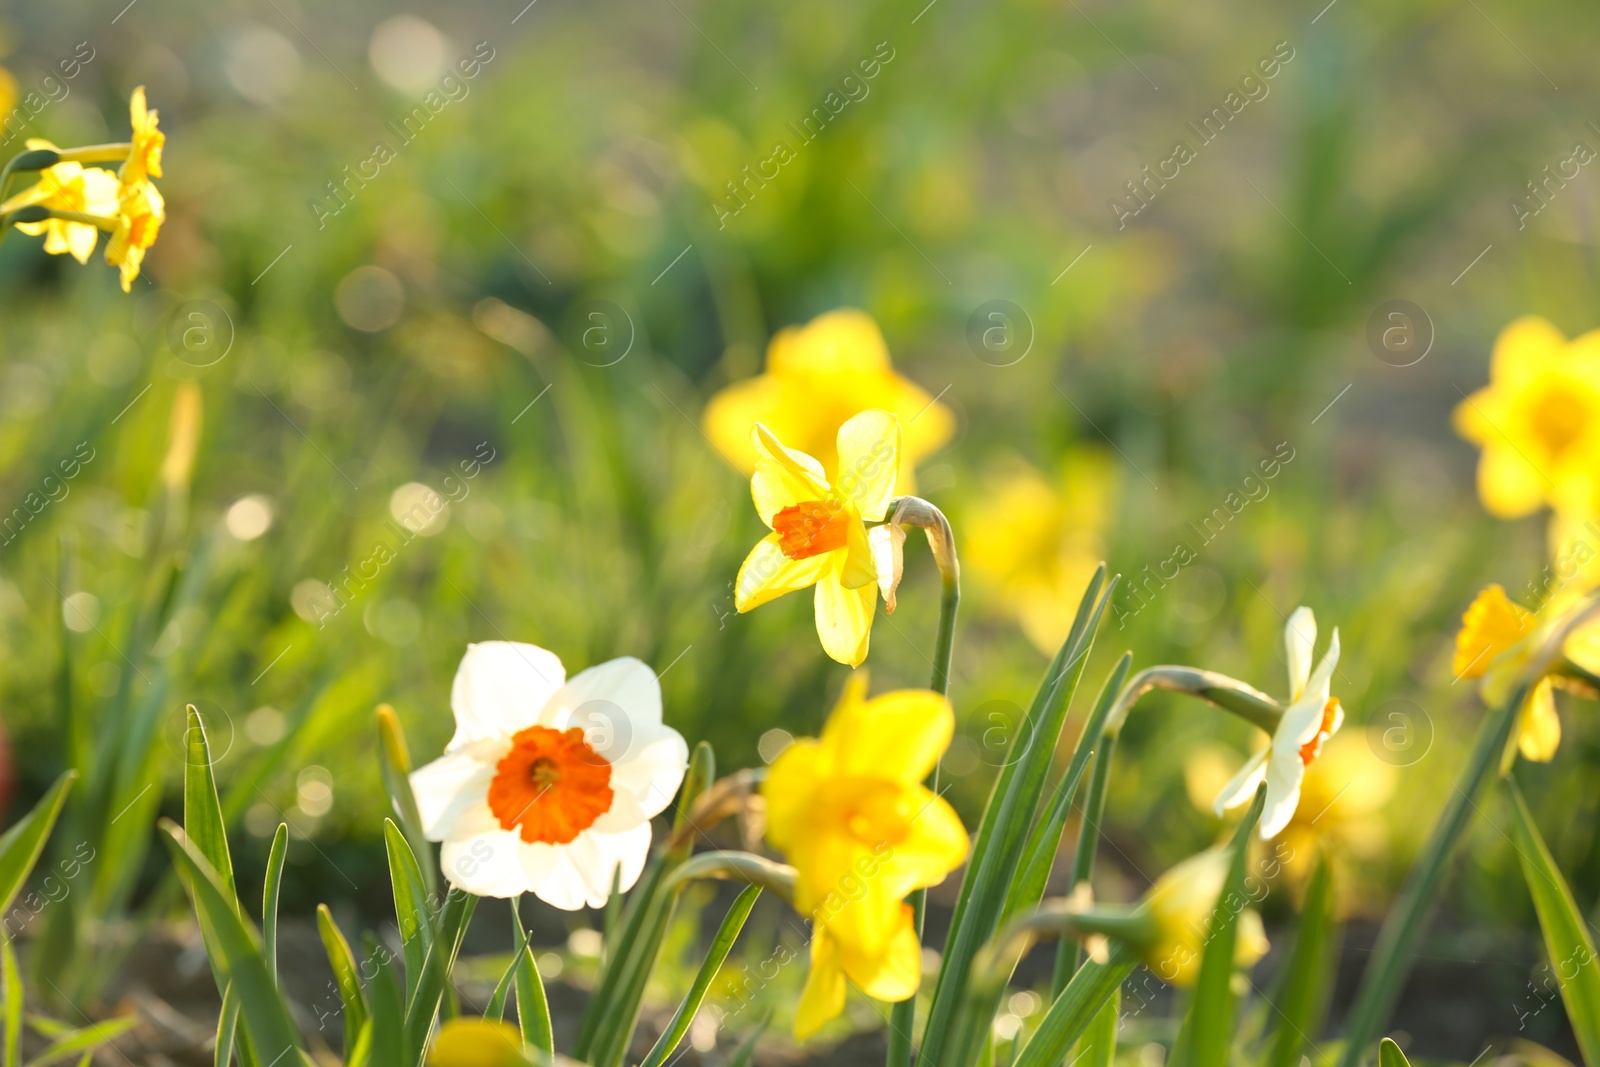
[[889, 505, 960, 1067], [1108, 665, 1283, 735], [1331, 683, 1524, 1066], [52, 143, 132, 165], [1053, 730, 1118, 995]]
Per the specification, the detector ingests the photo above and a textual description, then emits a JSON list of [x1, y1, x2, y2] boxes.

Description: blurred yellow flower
[[1140, 848, 1268, 987], [1, 140, 119, 264], [963, 451, 1116, 653], [426, 1019, 526, 1067], [704, 309, 952, 491], [763, 674, 968, 1036], [1454, 583, 1582, 762], [104, 178, 164, 292], [1452, 316, 1600, 519], [119, 85, 165, 194], [734, 409, 900, 666]]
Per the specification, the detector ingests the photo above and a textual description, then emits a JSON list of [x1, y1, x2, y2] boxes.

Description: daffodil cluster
[[0, 87, 165, 291]]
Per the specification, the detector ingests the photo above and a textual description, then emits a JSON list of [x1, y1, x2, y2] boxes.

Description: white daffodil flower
[[409, 642, 689, 908], [1214, 606, 1343, 839]]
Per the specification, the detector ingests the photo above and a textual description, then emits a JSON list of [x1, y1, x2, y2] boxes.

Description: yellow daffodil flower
[[1, 140, 120, 264], [763, 674, 969, 1037], [119, 85, 164, 195], [1453, 583, 1587, 763], [964, 451, 1117, 653], [735, 409, 901, 666], [1140, 849, 1269, 987], [1452, 316, 1600, 519], [104, 178, 164, 292], [427, 1019, 527, 1067], [1213, 606, 1343, 839], [704, 309, 952, 492]]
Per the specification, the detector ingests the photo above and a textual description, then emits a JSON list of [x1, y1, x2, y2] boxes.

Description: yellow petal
[[735, 534, 830, 612], [703, 375, 786, 474], [834, 410, 901, 522], [1453, 584, 1535, 679], [877, 787, 969, 899], [796, 927, 848, 1039], [822, 687, 954, 784], [814, 565, 876, 667], [839, 506, 877, 590], [1490, 315, 1568, 383], [426, 1019, 525, 1067], [751, 422, 830, 523], [768, 308, 892, 377], [1476, 443, 1551, 519], [763, 738, 829, 856], [1518, 677, 1561, 762], [836, 903, 922, 1002]]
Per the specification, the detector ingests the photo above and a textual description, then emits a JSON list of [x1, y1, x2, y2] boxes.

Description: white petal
[[869, 522, 906, 614], [449, 642, 566, 748], [592, 787, 649, 833], [1259, 747, 1308, 839], [408, 739, 505, 840], [1213, 748, 1268, 815], [539, 657, 663, 764], [522, 823, 653, 911], [609, 726, 690, 818], [1284, 607, 1316, 701], [440, 829, 534, 898]]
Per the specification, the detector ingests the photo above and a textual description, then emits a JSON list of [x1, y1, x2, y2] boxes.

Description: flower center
[[773, 498, 850, 560], [488, 725, 614, 845], [1531, 386, 1589, 458], [1298, 698, 1340, 766]]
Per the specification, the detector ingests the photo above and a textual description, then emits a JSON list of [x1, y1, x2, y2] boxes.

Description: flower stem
[[887, 496, 960, 1067], [52, 143, 133, 165], [1108, 664, 1283, 735]]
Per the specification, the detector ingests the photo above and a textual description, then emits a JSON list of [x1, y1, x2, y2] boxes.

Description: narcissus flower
[[1214, 606, 1343, 839], [1140, 849, 1269, 987], [763, 675, 968, 1037], [427, 1019, 527, 1067], [104, 178, 164, 292], [704, 309, 952, 492], [409, 642, 689, 908], [1452, 316, 1600, 519], [735, 409, 901, 666], [119, 86, 165, 194], [2, 141, 120, 264]]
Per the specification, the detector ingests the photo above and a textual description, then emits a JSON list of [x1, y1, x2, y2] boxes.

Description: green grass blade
[[317, 904, 369, 1055], [377, 705, 439, 904], [0, 771, 77, 920], [182, 705, 236, 902], [722, 1010, 771, 1067], [1054, 718, 1121, 996], [920, 569, 1114, 1067], [1006, 653, 1132, 922], [364, 932, 406, 1067], [19, 1014, 137, 1067], [262, 824, 288, 986], [590, 883, 681, 1067], [1265, 851, 1335, 1067], [639, 885, 761, 1067], [1072, 990, 1118, 1067], [159, 821, 301, 1066], [403, 888, 477, 1065], [1011, 944, 1137, 1067], [1334, 684, 1523, 1066], [1175, 784, 1266, 1067], [4, 936, 21, 1067], [1508, 777, 1600, 1066], [215, 982, 240, 1067], [1377, 1037, 1411, 1067], [383, 818, 435, 1005], [511, 898, 552, 1052]]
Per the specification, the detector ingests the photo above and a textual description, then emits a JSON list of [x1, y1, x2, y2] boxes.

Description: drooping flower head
[[763, 675, 968, 1037], [104, 178, 164, 292], [735, 409, 901, 666], [1452, 316, 1600, 519], [120, 85, 165, 194], [409, 642, 689, 908], [1214, 606, 1343, 839], [704, 309, 951, 492], [1140, 849, 1269, 987], [4, 140, 120, 264]]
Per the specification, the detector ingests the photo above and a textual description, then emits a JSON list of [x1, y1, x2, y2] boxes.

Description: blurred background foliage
[[0, 0, 1598, 1056]]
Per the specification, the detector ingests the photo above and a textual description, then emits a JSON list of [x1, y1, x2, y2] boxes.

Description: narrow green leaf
[[668, 741, 715, 863], [183, 705, 236, 902], [20, 1014, 138, 1067], [511, 898, 553, 1052], [262, 824, 288, 986], [0, 771, 77, 920], [403, 888, 477, 1064], [1012, 943, 1137, 1067], [383, 818, 435, 1005], [1508, 777, 1600, 1066], [1265, 851, 1335, 1067], [377, 706, 439, 904], [1377, 1037, 1411, 1067], [1071, 991, 1118, 1067], [344, 1021, 374, 1067], [4, 935, 22, 1067], [639, 885, 761, 1067], [921, 570, 1115, 1067], [215, 982, 240, 1067], [316, 904, 369, 1056], [1176, 783, 1267, 1067], [159, 822, 300, 1066], [588, 877, 680, 1067], [364, 932, 406, 1067], [722, 1010, 771, 1067], [1055, 709, 1121, 995]]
